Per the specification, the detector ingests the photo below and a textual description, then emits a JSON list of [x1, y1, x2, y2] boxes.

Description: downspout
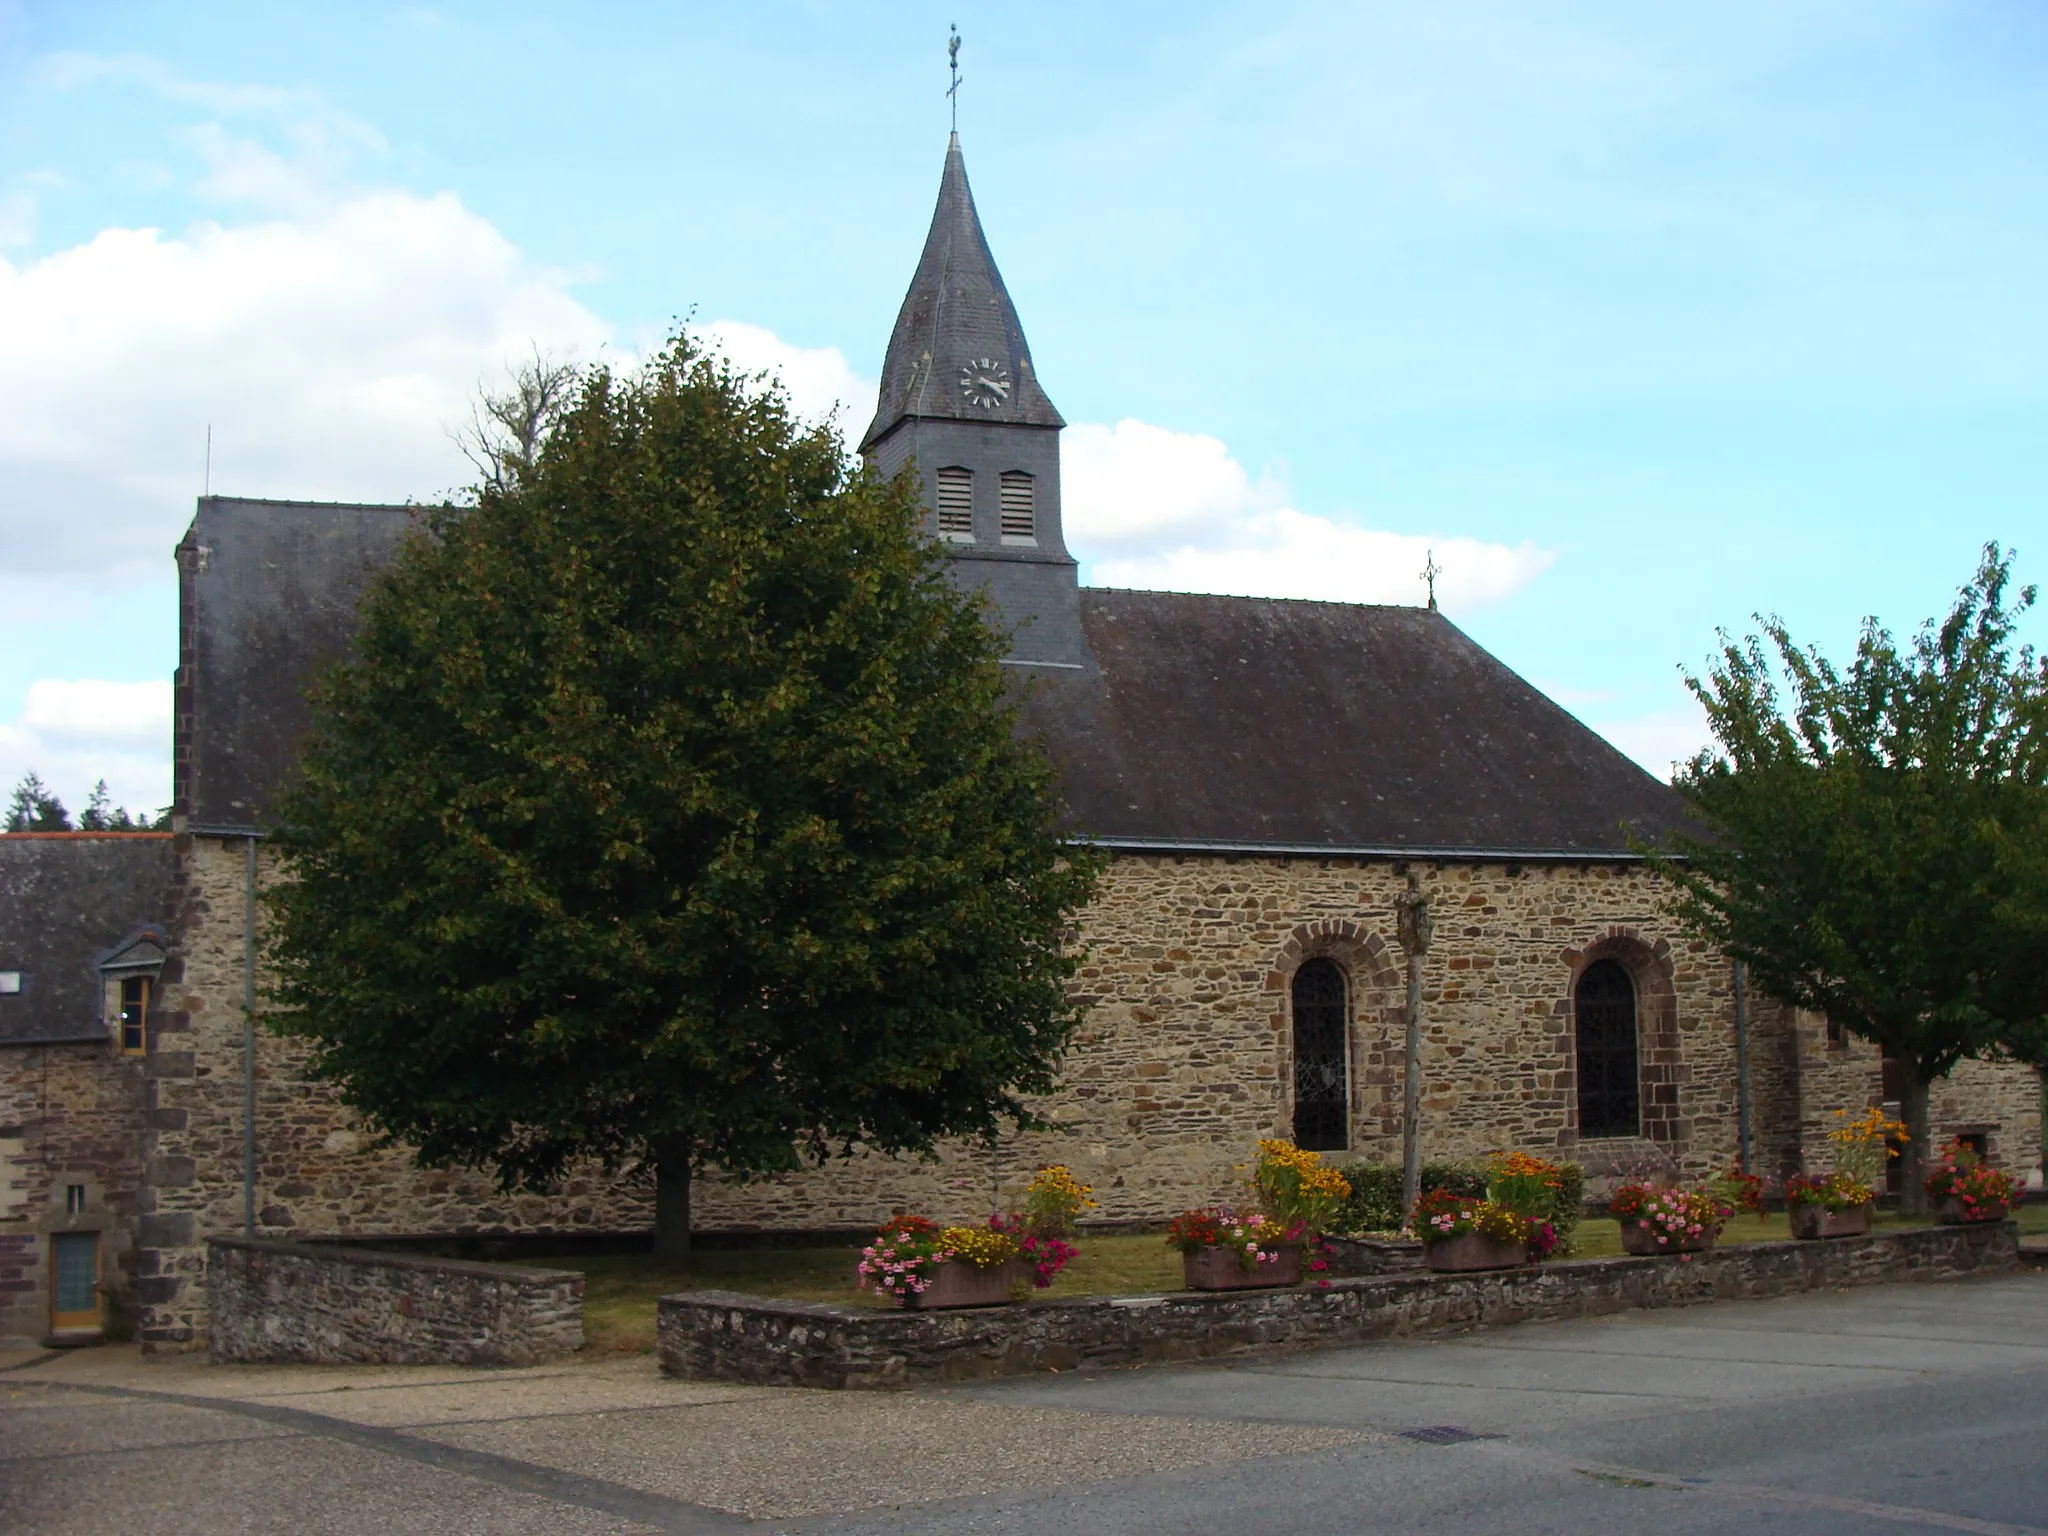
[[243, 834, 258, 1237], [1733, 960, 1753, 1171]]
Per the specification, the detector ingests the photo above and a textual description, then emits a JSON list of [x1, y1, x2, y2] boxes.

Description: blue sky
[[2, 1, 2045, 815]]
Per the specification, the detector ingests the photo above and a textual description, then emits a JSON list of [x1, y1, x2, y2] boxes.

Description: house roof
[[179, 496, 423, 831], [0, 834, 176, 1045], [1012, 590, 1689, 856], [860, 134, 1064, 452], [173, 500, 1685, 857]]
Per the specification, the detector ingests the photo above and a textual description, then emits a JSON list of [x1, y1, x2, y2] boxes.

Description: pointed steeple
[[861, 134, 1063, 452]]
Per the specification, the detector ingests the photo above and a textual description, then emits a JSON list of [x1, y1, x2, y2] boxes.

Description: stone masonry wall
[[659, 1221, 2019, 1390], [206, 1235, 581, 1365], [147, 841, 2021, 1350], [138, 837, 652, 1350], [0, 1042, 147, 1346], [689, 853, 1785, 1227]]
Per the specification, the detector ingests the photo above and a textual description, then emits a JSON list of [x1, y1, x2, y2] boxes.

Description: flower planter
[[1937, 1197, 2008, 1225], [1182, 1243, 1302, 1291], [1423, 1232, 1528, 1273], [1788, 1203, 1872, 1240], [1619, 1222, 1717, 1256], [900, 1259, 1017, 1310]]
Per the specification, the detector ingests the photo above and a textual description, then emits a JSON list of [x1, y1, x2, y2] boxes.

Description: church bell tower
[[860, 134, 1086, 669]]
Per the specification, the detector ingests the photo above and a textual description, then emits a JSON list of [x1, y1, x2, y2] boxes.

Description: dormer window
[[936, 467, 974, 541], [118, 977, 149, 1054], [1000, 472, 1036, 545]]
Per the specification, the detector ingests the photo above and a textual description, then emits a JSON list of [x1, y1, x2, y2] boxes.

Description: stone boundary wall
[[206, 1236, 582, 1366], [658, 1222, 2018, 1390]]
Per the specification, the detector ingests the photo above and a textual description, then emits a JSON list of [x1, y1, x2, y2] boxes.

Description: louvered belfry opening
[[999, 471, 1035, 544], [1575, 960, 1640, 1137], [935, 466, 974, 540], [1291, 958, 1350, 1152]]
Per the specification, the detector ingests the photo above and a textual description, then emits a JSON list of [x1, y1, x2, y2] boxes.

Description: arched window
[[1575, 960, 1639, 1137], [1291, 958, 1349, 1152]]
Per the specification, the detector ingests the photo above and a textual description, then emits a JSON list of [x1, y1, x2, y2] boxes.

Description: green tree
[[5, 771, 70, 831], [1649, 547, 2048, 1214], [267, 333, 1100, 1259]]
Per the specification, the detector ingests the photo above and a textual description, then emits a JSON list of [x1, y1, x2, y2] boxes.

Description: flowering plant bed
[[1614, 1188, 1727, 1255], [1167, 1140, 1348, 1290], [1925, 1141, 2017, 1225], [1167, 1208, 1302, 1288], [857, 1216, 1020, 1307], [1413, 1188, 1531, 1270]]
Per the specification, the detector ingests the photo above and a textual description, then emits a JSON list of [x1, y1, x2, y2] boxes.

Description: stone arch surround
[[1267, 920, 1404, 1155], [1562, 927, 1688, 1154]]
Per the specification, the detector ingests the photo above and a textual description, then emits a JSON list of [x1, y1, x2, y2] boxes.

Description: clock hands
[[977, 375, 1011, 398]]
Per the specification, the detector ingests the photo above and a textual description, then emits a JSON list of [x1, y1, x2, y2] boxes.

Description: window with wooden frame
[[935, 467, 974, 541], [999, 471, 1036, 544], [119, 975, 149, 1054], [50, 1232, 102, 1332]]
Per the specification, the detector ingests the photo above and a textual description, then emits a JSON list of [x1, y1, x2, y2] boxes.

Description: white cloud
[[1065, 416, 1551, 614], [1061, 419, 1272, 545], [0, 679, 173, 816], [699, 319, 876, 445], [0, 188, 616, 584]]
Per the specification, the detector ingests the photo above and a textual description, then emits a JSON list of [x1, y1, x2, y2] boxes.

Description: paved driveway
[[5, 1271, 2044, 1534]]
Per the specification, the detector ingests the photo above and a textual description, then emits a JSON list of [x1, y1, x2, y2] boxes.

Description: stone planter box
[[1324, 1235, 1425, 1276], [1183, 1243, 1301, 1291], [1619, 1222, 1719, 1256], [1788, 1203, 1873, 1240], [903, 1259, 1016, 1309], [1423, 1232, 1527, 1273], [1937, 1197, 2008, 1226]]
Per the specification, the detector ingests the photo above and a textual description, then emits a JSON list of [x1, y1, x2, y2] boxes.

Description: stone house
[[0, 832, 176, 1347], [4, 132, 2036, 1350]]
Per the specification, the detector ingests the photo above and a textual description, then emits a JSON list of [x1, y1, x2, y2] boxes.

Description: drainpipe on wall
[[1733, 960, 1753, 1171], [243, 834, 258, 1238], [1394, 874, 1434, 1218]]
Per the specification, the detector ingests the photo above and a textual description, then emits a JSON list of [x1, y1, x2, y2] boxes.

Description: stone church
[[2, 134, 2037, 1349]]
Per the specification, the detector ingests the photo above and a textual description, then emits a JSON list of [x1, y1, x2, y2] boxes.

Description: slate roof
[[1012, 591, 1689, 856], [178, 496, 423, 831], [172, 500, 1684, 856], [860, 134, 1064, 452], [0, 834, 176, 1045]]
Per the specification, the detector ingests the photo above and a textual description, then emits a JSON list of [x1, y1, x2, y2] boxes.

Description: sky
[[2, 1, 2045, 818]]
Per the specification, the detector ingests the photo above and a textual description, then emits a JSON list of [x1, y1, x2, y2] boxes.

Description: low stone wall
[[659, 1221, 2018, 1390], [207, 1236, 582, 1366]]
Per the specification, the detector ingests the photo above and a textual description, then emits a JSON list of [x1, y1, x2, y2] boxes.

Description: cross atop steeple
[[1421, 549, 1442, 611], [948, 24, 962, 132]]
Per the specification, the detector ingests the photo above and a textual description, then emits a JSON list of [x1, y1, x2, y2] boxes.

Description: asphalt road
[[5, 1271, 2044, 1534]]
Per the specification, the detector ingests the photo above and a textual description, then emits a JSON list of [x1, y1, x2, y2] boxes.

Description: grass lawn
[[528, 1233, 1188, 1354], [535, 1206, 2043, 1354]]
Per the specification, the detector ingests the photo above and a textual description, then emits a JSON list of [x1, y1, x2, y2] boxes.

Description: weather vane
[[948, 24, 962, 132], [1421, 548, 1442, 611]]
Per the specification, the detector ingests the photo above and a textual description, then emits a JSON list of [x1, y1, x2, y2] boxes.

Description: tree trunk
[[1897, 1065, 1931, 1220], [654, 1136, 692, 1263]]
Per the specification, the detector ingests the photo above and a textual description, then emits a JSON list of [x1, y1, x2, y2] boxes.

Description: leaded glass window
[[1575, 960, 1639, 1138], [1292, 958, 1349, 1152]]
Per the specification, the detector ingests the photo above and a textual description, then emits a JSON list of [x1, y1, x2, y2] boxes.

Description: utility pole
[[1395, 872, 1433, 1222]]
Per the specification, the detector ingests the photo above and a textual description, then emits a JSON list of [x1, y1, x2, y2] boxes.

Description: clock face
[[958, 357, 1012, 411]]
